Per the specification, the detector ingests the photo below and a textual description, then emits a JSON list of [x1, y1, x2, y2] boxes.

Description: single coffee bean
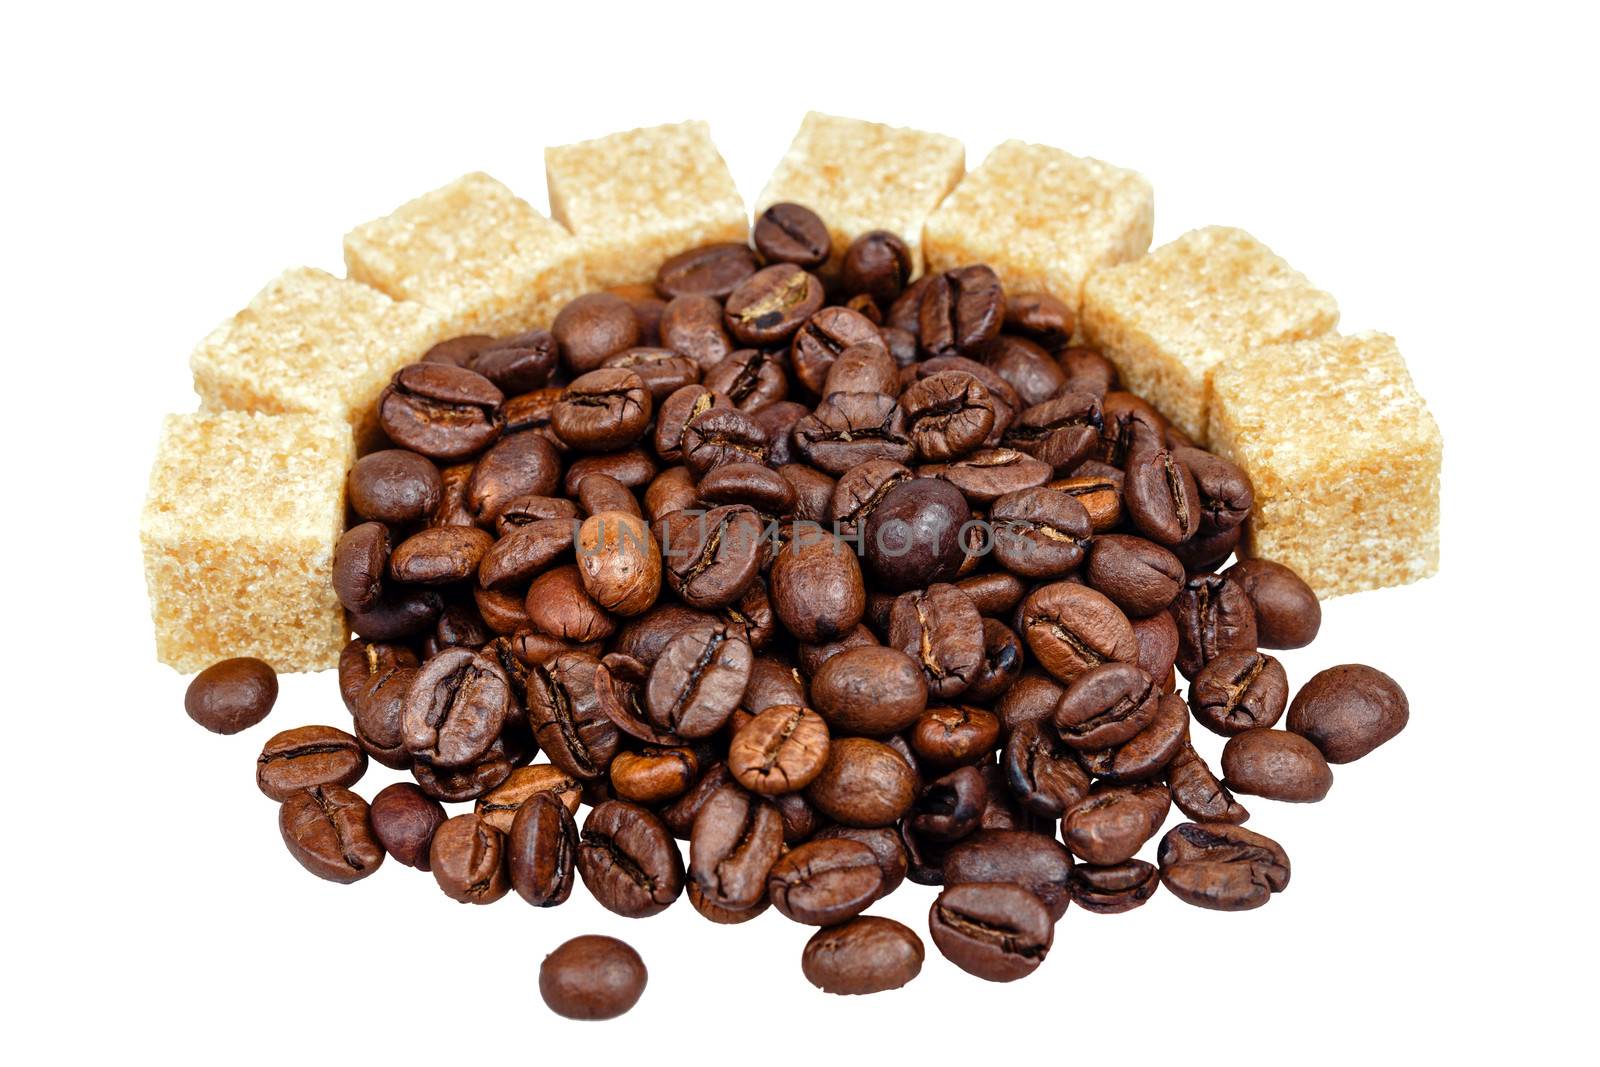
[[1019, 581, 1139, 685], [1068, 860, 1160, 914], [995, 671, 1066, 736], [830, 459, 912, 535], [467, 329, 559, 393], [609, 747, 698, 804], [660, 504, 763, 610], [378, 363, 504, 461], [989, 487, 1092, 579], [1223, 558, 1322, 649], [353, 666, 416, 768], [575, 510, 661, 617], [1005, 294, 1077, 352], [1098, 391, 1166, 466], [681, 406, 769, 475], [348, 587, 445, 642], [919, 265, 1005, 356], [478, 519, 574, 591], [659, 296, 735, 371], [769, 528, 866, 643], [1189, 650, 1290, 735], [1003, 390, 1103, 473], [900, 370, 996, 461], [1171, 573, 1259, 679], [524, 565, 616, 644], [1171, 523, 1242, 574], [332, 522, 391, 614], [185, 657, 277, 734], [338, 639, 417, 714], [466, 431, 562, 523], [1221, 728, 1334, 802], [388, 525, 494, 585], [821, 342, 899, 398], [527, 653, 618, 781], [810, 646, 928, 736], [509, 791, 577, 907], [793, 392, 914, 474], [805, 737, 919, 827], [888, 583, 985, 699], [728, 705, 831, 794], [1157, 822, 1290, 911], [941, 830, 1074, 921], [1049, 472, 1123, 532], [564, 447, 660, 496], [964, 619, 1025, 703], [656, 242, 760, 301], [495, 492, 579, 534], [754, 203, 830, 268], [1166, 741, 1250, 824], [661, 761, 734, 839], [278, 785, 384, 883], [256, 725, 367, 802], [840, 230, 913, 305], [1125, 447, 1202, 545], [1131, 610, 1181, 690], [645, 466, 701, 520], [348, 449, 442, 525], [1060, 782, 1171, 865], [401, 648, 509, 767], [910, 764, 989, 842], [1054, 662, 1161, 751], [553, 292, 641, 374], [768, 839, 884, 925], [540, 935, 647, 1020], [815, 826, 908, 898], [552, 367, 653, 451], [929, 881, 1053, 983], [474, 764, 583, 833], [1003, 719, 1091, 818], [429, 813, 510, 904], [369, 781, 446, 870], [603, 346, 698, 403], [790, 305, 886, 396], [863, 477, 971, 591], [724, 264, 825, 345], [920, 448, 1051, 505], [1286, 664, 1409, 763], [956, 572, 1028, 618], [645, 620, 751, 738], [983, 335, 1067, 408], [910, 705, 1000, 768], [801, 916, 924, 996], [1085, 534, 1185, 618], [578, 800, 684, 917]]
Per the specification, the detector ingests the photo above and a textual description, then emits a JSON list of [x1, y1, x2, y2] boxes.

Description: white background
[[3, 2, 1594, 1062]]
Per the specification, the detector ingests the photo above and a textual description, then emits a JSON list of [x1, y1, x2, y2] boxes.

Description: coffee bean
[[348, 587, 445, 642], [1068, 860, 1160, 914], [1157, 822, 1290, 911], [920, 448, 1051, 505], [1049, 471, 1123, 532], [863, 477, 971, 591], [332, 522, 391, 614], [659, 295, 735, 371], [840, 230, 913, 305], [1224, 558, 1322, 649], [901, 371, 995, 461], [578, 800, 684, 917], [509, 791, 577, 906], [474, 764, 583, 833], [603, 346, 698, 403], [378, 363, 504, 461], [1003, 391, 1103, 472], [400, 648, 509, 767], [769, 528, 866, 643], [791, 306, 885, 395], [941, 830, 1074, 920], [467, 330, 559, 393], [727, 705, 831, 794], [1005, 294, 1077, 352], [656, 243, 760, 301], [1286, 663, 1408, 763], [910, 764, 989, 842], [609, 747, 698, 804], [794, 392, 914, 474], [428, 813, 510, 903], [1171, 573, 1258, 679], [888, 583, 984, 700], [348, 449, 442, 525], [552, 367, 653, 451], [768, 838, 883, 925], [1002, 719, 1090, 818], [809, 646, 928, 736], [1077, 690, 1190, 783], [278, 785, 384, 883], [754, 203, 831, 268], [699, 462, 797, 515], [801, 916, 924, 995], [681, 407, 769, 475], [185, 657, 277, 734], [388, 525, 494, 585], [964, 619, 1025, 704], [724, 264, 824, 345], [1125, 447, 1202, 545], [524, 565, 616, 644], [574, 510, 661, 616], [1084, 534, 1184, 618], [1019, 581, 1138, 685], [929, 882, 1053, 982], [527, 653, 617, 781], [1098, 392, 1166, 466], [540, 935, 647, 1019], [1166, 741, 1250, 824], [1060, 782, 1170, 864], [1054, 662, 1160, 751], [256, 725, 367, 802], [1220, 728, 1334, 802], [410, 736, 516, 802], [467, 431, 562, 523], [353, 666, 416, 768], [659, 505, 763, 610], [805, 737, 919, 827], [423, 334, 495, 367], [1189, 650, 1290, 735], [983, 335, 1066, 408], [478, 518, 574, 591], [909, 706, 1000, 768], [990, 487, 1092, 579], [368, 782, 445, 870], [919, 265, 1005, 356], [645, 620, 751, 738], [553, 292, 641, 374]]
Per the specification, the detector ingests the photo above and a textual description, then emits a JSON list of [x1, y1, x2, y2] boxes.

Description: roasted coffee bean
[[1157, 822, 1290, 911], [990, 487, 1092, 578], [659, 505, 763, 610], [806, 738, 919, 827], [682, 407, 769, 475], [901, 371, 995, 461], [185, 657, 277, 734], [433, 603, 490, 651], [1060, 782, 1170, 865], [1085, 534, 1185, 617], [540, 936, 647, 1020], [1003, 293, 1077, 352], [941, 830, 1074, 920], [332, 523, 391, 614], [429, 813, 510, 904], [661, 761, 734, 839], [1049, 472, 1123, 532], [575, 510, 661, 616], [754, 203, 830, 268], [1098, 392, 1166, 466], [920, 448, 1050, 505], [495, 493, 579, 534], [1020, 581, 1138, 685], [821, 343, 900, 398], [728, 705, 831, 794], [910, 765, 989, 842], [645, 465, 701, 520], [368, 782, 446, 870], [920, 265, 1005, 356], [401, 648, 509, 767], [983, 335, 1066, 408], [703, 347, 788, 412], [1003, 391, 1103, 472], [768, 839, 883, 925], [791, 306, 885, 395], [279, 785, 384, 883], [1189, 650, 1290, 736], [576, 472, 641, 519], [552, 368, 652, 451], [610, 747, 698, 804], [524, 565, 616, 644], [1221, 728, 1334, 802], [1059, 347, 1119, 396], [603, 347, 698, 403], [461, 435, 561, 527], [645, 620, 751, 738], [502, 387, 565, 443], [1077, 690, 1190, 783], [1125, 447, 1202, 545], [423, 334, 496, 367], [830, 459, 912, 536], [691, 790, 784, 915], [901, 819, 952, 886], [995, 671, 1066, 736], [1224, 558, 1322, 649], [466, 330, 559, 393], [752, 401, 810, 467], [1166, 741, 1249, 824], [659, 295, 735, 371], [929, 882, 1053, 983], [527, 653, 618, 780], [1131, 610, 1180, 689], [769, 528, 866, 643], [353, 667, 417, 768], [256, 726, 367, 802], [508, 791, 577, 906], [339, 639, 415, 715], [389, 526, 494, 585], [1287, 664, 1409, 763], [477, 519, 573, 591], [1171, 573, 1258, 679], [802, 916, 923, 996], [910, 706, 1000, 768], [610, 283, 667, 344], [553, 292, 641, 374], [1172, 446, 1254, 533], [724, 264, 824, 345], [887, 583, 985, 699], [348, 449, 442, 525], [657, 243, 760, 301], [1068, 860, 1160, 914], [863, 477, 971, 591], [794, 392, 913, 474], [579, 800, 684, 917], [378, 363, 504, 461], [840, 230, 913, 304], [475, 764, 583, 833], [964, 619, 1025, 704], [1054, 662, 1161, 751], [348, 587, 445, 641], [886, 273, 933, 334], [956, 573, 1028, 620], [815, 826, 908, 897], [564, 446, 659, 495], [810, 646, 928, 736], [697, 462, 795, 516], [431, 461, 479, 526], [1003, 720, 1091, 818], [410, 736, 516, 802], [798, 622, 879, 676]]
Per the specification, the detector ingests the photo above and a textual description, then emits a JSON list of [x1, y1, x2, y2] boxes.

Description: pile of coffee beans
[[187, 203, 1411, 1015]]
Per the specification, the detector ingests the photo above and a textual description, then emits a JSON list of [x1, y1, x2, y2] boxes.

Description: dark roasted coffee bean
[[378, 363, 504, 461], [540, 936, 647, 1020], [1098, 392, 1166, 466], [996, 671, 1067, 736], [527, 652, 617, 780], [410, 736, 515, 802], [929, 882, 1053, 982], [863, 477, 971, 591], [659, 505, 763, 609], [609, 747, 698, 805], [553, 292, 641, 374], [575, 510, 661, 617], [886, 274, 933, 334], [369, 782, 446, 870], [753, 401, 810, 467], [1005, 294, 1077, 352], [728, 705, 831, 794], [388, 525, 493, 585], [279, 785, 384, 883], [495, 492, 578, 534], [402, 648, 509, 767], [990, 487, 1092, 579], [659, 295, 735, 371], [656, 243, 760, 301], [256, 726, 367, 802], [552, 367, 652, 451], [1077, 690, 1190, 783], [654, 385, 729, 465], [815, 826, 908, 897], [769, 528, 866, 643], [1060, 782, 1170, 865], [1004, 391, 1103, 472], [477, 519, 573, 591], [564, 447, 659, 496], [910, 764, 989, 842], [579, 800, 684, 917], [524, 565, 616, 644], [743, 656, 809, 717], [1125, 447, 1202, 545], [888, 583, 984, 699], [502, 387, 565, 444], [1172, 446, 1254, 533], [463, 330, 558, 393], [1223, 558, 1322, 649], [429, 813, 510, 903], [185, 657, 277, 734], [1054, 662, 1160, 751], [1221, 728, 1334, 802], [339, 639, 415, 715], [1049, 472, 1123, 532], [830, 459, 912, 536], [810, 646, 928, 736], [821, 343, 899, 398], [983, 335, 1066, 408], [1287, 664, 1408, 763], [840, 230, 913, 304], [1171, 573, 1258, 679], [645, 466, 701, 522], [724, 264, 824, 345], [609, 283, 667, 344], [432, 461, 479, 526], [660, 761, 733, 839], [791, 305, 885, 395], [956, 572, 1028, 617], [1190, 650, 1289, 735], [576, 473, 641, 518], [682, 407, 769, 475], [475, 764, 582, 833], [754, 203, 830, 268], [508, 791, 577, 906], [645, 620, 751, 738], [910, 706, 1000, 768], [919, 265, 1005, 356], [423, 334, 496, 367], [602, 347, 698, 403], [698, 462, 796, 515], [963, 618, 1025, 703], [332, 522, 391, 614], [1167, 741, 1249, 824], [919, 447, 1051, 505], [769, 839, 883, 925], [1068, 860, 1160, 914], [1019, 581, 1138, 685], [1058, 348, 1118, 398], [793, 392, 913, 474], [1131, 610, 1180, 690], [348, 449, 442, 525], [802, 916, 923, 995], [1157, 822, 1290, 911], [703, 348, 788, 412], [806, 737, 918, 827], [941, 830, 1074, 920], [1086, 534, 1185, 617], [901, 371, 995, 461], [348, 587, 445, 641], [1003, 720, 1090, 818]]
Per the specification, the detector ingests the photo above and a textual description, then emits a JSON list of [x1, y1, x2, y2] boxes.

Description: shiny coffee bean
[[682, 407, 769, 475], [388, 525, 493, 585], [1224, 558, 1322, 649], [754, 203, 830, 268], [553, 292, 641, 374], [919, 265, 1005, 356], [540, 936, 647, 1020], [910, 765, 989, 842], [863, 477, 971, 591], [1189, 650, 1290, 736], [990, 487, 1092, 579], [887, 583, 984, 700], [1286, 664, 1409, 763], [769, 528, 866, 643], [703, 348, 788, 412], [1005, 294, 1077, 352], [467, 330, 559, 393], [401, 648, 509, 767], [1157, 822, 1290, 911], [910, 706, 1000, 768], [578, 800, 684, 917], [1060, 782, 1170, 865], [278, 785, 384, 883], [920, 448, 1051, 505], [1086, 534, 1185, 617], [768, 839, 883, 925], [929, 882, 1053, 982], [552, 368, 653, 451], [645, 621, 751, 738], [840, 230, 913, 305], [1054, 662, 1161, 751], [1171, 573, 1258, 679], [659, 295, 735, 371], [983, 335, 1066, 408], [1221, 728, 1334, 802], [810, 646, 928, 736], [656, 243, 760, 301], [475, 764, 583, 833], [660, 505, 763, 610], [801, 916, 924, 996], [724, 264, 825, 345], [378, 363, 504, 461], [1068, 860, 1161, 914], [369, 781, 446, 870], [527, 653, 618, 780], [728, 705, 831, 794], [1003, 719, 1091, 818], [1049, 471, 1123, 532], [1019, 581, 1138, 685], [508, 791, 578, 906], [185, 657, 277, 734], [791, 306, 885, 396], [430, 813, 510, 904], [1167, 741, 1250, 824], [901, 371, 995, 461], [794, 392, 914, 474], [575, 510, 661, 617], [332, 522, 391, 614], [688, 785, 783, 912], [805, 737, 919, 827], [256, 726, 367, 802], [941, 830, 1074, 921], [348, 449, 442, 525]]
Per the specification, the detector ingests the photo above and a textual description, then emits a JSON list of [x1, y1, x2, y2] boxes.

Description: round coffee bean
[[724, 264, 825, 345], [378, 363, 504, 461], [466, 431, 562, 523], [1189, 650, 1290, 736], [656, 243, 760, 301], [368, 782, 445, 871], [578, 800, 684, 917], [575, 510, 661, 616], [645, 621, 751, 738], [909, 706, 1000, 768], [805, 738, 919, 827], [1054, 662, 1161, 751], [1006, 294, 1077, 352], [681, 407, 769, 475], [1019, 582, 1138, 685], [1171, 573, 1258, 679], [279, 785, 384, 883], [810, 646, 928, 736], [552, 368, 653, 452], [553, 292, 641, 374], [840, 231, 913, 305], [770, 529, 866, 644], [524, 565, 616, 644], [768, 839, 883, 925], [754, 203, 830, 268], [332, 522, 391, 614], [1286, 664, 1409, 763], [1003, 720, 1091, 818], [429, 814, 510, 904], [1220, 728, 1334, 802], [540, 936, 647, 1020], [185, 657, 277, 734], [1085, 535, 1185, 617], [910, 765, 989, 842], [862, 478, 971, 592], [920, 448, 1051, 505], [509, 791, 578, 907], [929, 882, 1053, 982], [901, 371, 995, 461], [1157, 822, 1290, 911], [388, 525, 494, 585], [256, 726, 367, 802], [1061, 783, 1170, 865], [728, 705, 831, 794], [348, 449, 442, 525], [467, 330, 559, 393], [609, 747, 698, 804], [1223, 558, 1321, 649], [659, 297, 735, 372], [801, 916, 924, 996]]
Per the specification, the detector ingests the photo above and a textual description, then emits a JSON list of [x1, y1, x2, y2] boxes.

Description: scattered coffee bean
[[928, 882, 1053, 982], [801, 916, 924, 995], [185, 657, 277, 734]]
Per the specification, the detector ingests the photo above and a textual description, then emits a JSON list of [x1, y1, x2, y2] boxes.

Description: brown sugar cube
[[756, 111, 965, 276], [343, 172, 587, 336], [923, 139, 1153, 313], [190, 267, 449, 445], [1079, 226, 1339, 442], [1208, 332, 1441, 598], [141, 411, 354, 672], [544, 121, 748, 289]]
